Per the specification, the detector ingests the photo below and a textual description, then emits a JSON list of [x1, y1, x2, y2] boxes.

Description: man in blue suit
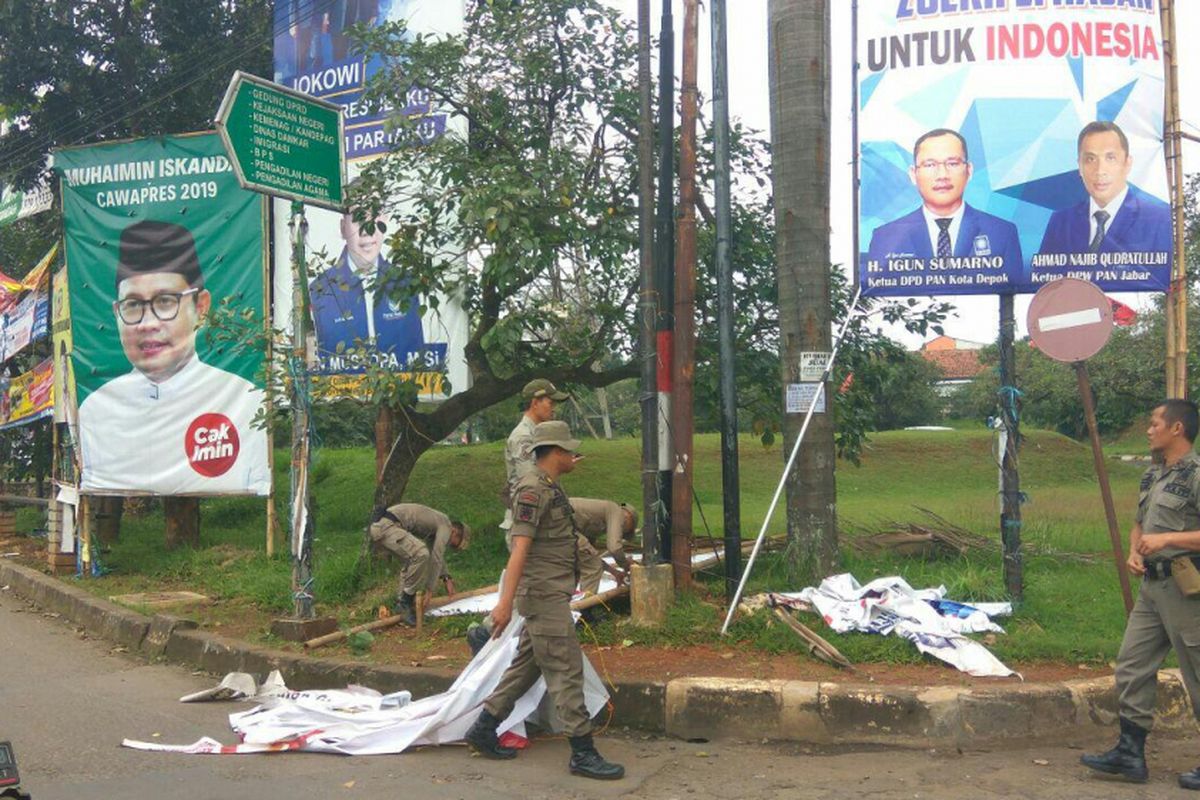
[[309, 210, 432, 375], [1038, 121, 1172, 257], [867, 129, 1022, 273]]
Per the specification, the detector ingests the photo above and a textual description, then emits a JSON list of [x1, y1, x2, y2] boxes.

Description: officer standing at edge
[[464, 420, 624, 781], [1081, 400, 1200, 789]]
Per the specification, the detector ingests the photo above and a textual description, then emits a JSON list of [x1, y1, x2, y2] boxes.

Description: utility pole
[[1161, 0, 1188, 398], [998, 295, 1023, 600], [670, 0, 698, 591], [654, 0, 675, 565], [711, 0, 741, 600], [769, 0, 839, 584], [637, 0, 660, 565]]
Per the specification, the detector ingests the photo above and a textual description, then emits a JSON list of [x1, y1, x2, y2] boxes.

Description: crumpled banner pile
[[121, 613, 609, 755], [777, 573, 1017, 678]]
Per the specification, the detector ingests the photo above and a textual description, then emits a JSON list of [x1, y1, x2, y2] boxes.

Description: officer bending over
[[369, 503, 470, 626]]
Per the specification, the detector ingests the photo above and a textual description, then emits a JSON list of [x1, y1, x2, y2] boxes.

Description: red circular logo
[[185, 413, 241, 477]]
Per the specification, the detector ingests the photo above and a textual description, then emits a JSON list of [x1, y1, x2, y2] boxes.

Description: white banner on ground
[[121, 614, 609, 756], [786, 573, 1017, 678]]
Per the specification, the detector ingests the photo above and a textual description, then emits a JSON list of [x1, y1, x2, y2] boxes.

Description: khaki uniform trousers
[[483, 593, 592, 737], [576, 534, 605, 596], [1114, 573, 1200, 730], [371, 526, 431, 597]]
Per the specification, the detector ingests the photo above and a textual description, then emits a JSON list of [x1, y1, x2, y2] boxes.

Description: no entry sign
[[1026, 278, 1114, 363]]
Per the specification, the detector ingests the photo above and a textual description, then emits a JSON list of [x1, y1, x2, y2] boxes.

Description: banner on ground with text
[[271, 0, 469, 399], [857, 1, 1168, 297], [56, 133, 270, 497]]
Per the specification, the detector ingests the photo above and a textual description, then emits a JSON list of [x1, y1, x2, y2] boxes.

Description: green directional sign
[[215, 71, 345, 211]]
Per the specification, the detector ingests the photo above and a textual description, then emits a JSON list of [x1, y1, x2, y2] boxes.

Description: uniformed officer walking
[[500, 379, 569, 529], [368, 503, 470, 626], [1081, 400, 1200, 789], [464, 420, 624, 781]]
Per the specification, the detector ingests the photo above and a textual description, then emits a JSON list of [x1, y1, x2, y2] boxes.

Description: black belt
[[1144, 556, 1200, 580]]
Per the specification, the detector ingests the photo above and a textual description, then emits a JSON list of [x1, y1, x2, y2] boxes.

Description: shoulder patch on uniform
[[518, 491, 539, 504], [517, 502, 537, 522]]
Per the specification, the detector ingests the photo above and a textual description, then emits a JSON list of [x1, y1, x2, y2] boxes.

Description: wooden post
[[1075, 362, 1135, 615], [670, 0, 699, 591]]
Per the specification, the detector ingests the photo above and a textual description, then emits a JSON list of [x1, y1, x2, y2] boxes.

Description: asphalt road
[[3, 585, 1200, 800]]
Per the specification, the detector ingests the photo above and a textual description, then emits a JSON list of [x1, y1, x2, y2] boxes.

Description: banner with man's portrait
[[271, 0, 470, 400], [0, 357, 53, 432], [56, 133, 271, 497], [857, 1, 1169, 297]]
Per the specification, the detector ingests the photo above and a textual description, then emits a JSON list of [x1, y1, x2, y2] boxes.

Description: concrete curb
[[2, 561, 1194, 747]]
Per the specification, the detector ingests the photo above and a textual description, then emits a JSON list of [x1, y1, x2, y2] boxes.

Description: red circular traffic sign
[[1026, 278, 1114, 363]]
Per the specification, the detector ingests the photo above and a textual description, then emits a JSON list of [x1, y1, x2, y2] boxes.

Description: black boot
[[466, 624, 491, 656], [1180, 766, 1200, 790], [568, 734, 625, 780], [1080, 717, 1149, 782], [464, 709, 517, 760], [390, 593, 417, 627]]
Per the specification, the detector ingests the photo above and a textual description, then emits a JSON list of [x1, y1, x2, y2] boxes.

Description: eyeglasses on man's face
[[115, 288, 200, 325], [915, 158, 968, 173]]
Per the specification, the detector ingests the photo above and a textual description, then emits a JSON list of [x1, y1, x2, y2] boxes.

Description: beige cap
[[531, 420, 581, 453]]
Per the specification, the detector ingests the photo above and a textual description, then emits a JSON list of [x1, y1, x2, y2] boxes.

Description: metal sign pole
[[289, 201, 314, 619]]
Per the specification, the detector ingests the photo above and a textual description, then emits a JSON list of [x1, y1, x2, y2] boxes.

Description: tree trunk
[[769, 0, 839, 584], [373, 364, 640, 509], [375, 405, 396, 485], [164, 497, 200, 550]]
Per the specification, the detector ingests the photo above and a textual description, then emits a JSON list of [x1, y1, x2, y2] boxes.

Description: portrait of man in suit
[[867, 128, 1023, 270], [308, 209, 427, 374], [1037, 121, 1172, 257]]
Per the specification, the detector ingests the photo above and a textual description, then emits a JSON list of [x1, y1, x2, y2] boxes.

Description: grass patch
[[56, 427, 1147, 665]]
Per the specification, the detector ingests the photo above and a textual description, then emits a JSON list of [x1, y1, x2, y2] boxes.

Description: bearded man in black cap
[[77, 219, 269, 495]]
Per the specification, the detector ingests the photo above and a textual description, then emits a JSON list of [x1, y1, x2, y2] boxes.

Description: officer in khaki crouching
[[1081, 400, 1200, 789], [464, 420, 624, 781], [368, 503, 470, 626]]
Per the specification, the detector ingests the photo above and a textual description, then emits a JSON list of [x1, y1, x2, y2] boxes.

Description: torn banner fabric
[[122, 614, 609, 755], [781, 573, 1017, 678]]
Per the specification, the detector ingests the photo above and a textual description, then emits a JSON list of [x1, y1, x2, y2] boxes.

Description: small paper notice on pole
[[800, 352, 831, 382], [787, 383, 826, 414]]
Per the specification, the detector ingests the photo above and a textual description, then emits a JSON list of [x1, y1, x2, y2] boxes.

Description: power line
[[0, 0, 338, 184]]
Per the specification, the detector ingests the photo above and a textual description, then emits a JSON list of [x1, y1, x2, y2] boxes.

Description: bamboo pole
[[303, 584, 501, 649], [1161, 0, 1187, 398]]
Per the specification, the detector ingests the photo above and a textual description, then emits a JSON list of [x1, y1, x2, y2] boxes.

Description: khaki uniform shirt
[[504, 415, 539, 492], [570, 497, 629, 568], [380, 503, 454, 580], [1136, 451, 1200, 561], [511, 471, 578, 600]]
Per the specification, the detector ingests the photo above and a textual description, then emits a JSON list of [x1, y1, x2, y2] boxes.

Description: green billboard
[[56, 133, 270, 497]]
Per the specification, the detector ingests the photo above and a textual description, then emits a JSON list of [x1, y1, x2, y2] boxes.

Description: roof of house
[[920, 347, 987, 381]]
